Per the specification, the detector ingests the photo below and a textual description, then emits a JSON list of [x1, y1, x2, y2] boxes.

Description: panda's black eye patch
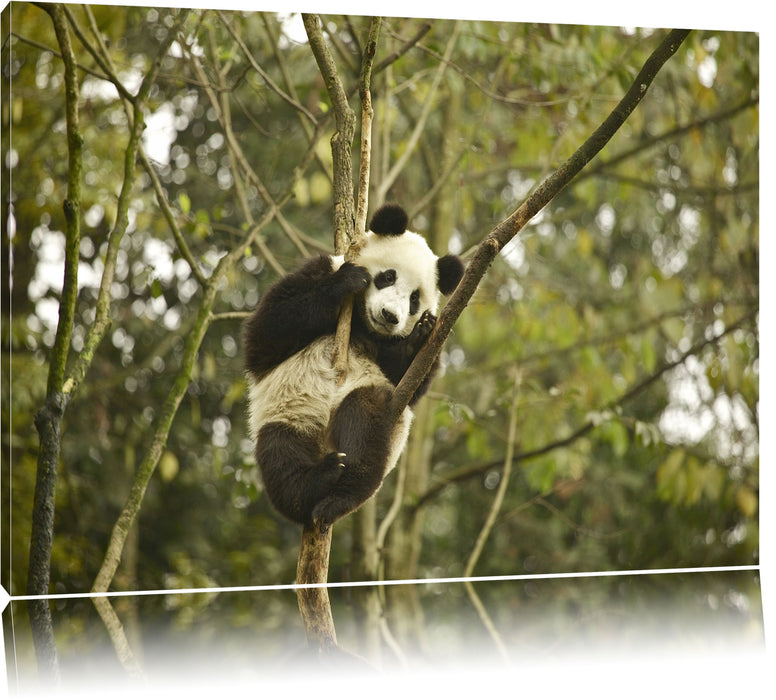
[[374, 269, 397, 289], [409, 289, 420, 315]]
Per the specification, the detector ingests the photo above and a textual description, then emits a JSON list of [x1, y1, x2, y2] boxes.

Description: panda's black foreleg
[[311, 385, 395, 533], [256, 422, 345, 526], [244, 258, 371, 378], [377, 310, 439, 404]]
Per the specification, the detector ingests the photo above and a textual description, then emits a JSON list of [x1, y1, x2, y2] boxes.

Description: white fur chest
[[246, 336, 413, 477], [246, 336, 402, 432]]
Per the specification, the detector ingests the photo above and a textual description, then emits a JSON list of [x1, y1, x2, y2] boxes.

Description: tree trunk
[[296, 525, 337, 652]]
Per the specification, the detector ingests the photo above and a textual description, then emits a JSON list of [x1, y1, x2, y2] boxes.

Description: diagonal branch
[[577, 94, 759, 182], [388, 28, 693, 422], [216, 10, 318, 125]]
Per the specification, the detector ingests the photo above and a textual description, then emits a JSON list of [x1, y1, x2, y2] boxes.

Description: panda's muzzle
[[381, 309, 399, 326], [369, 309, 403, 335]]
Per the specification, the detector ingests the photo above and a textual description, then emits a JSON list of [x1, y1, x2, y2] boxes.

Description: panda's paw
[[416, 310, 437, 336], [313, 515, 331, 535], [321, 451, 347, 471], [318, 452, 346, 487], [406, 311, 436, 353], [311, 496, 341, 535], [334, 262, 371, 295]]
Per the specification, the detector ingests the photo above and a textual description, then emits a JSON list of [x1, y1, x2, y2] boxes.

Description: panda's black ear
[[369, 204, 408, 236], [437, 254, 465, 295]]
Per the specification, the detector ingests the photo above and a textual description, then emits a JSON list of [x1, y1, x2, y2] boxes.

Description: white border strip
[[3, 564, 760, 604]]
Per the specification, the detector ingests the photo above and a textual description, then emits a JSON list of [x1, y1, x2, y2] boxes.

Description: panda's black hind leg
[[256, 422, 344, 526], [312, 385, 395, 533]]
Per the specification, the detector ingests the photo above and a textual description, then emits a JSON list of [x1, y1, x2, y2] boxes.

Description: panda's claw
[[420, 309, 437, 326], [314, 516, 331, 535], [321, 451, 347, 471], [403, 311, 436, 355]]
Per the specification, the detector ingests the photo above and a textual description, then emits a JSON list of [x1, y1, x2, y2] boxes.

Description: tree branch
[[27, 3, 83, 681], [304, 14, 356, 254], [355, 17, 381, 239], [375, 21, 460, 205], [294, 15, 381, 657], [216, 10, 318, 125], [577, 94, 759, 183], [462, 369, 521, 662], [62, 8, 191, 401], [388, 28, 693, 422], [88, 12, 322, 603], [331, 17, 380, 380], [374, 22, 432, 75]]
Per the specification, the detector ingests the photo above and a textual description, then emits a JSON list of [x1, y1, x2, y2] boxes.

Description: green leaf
[[159, 450, 179, 483], [641, 336, 657, 373], [179, 191, 191, 216], [656, 448, 685, 502], [736, 485, 758, 517]]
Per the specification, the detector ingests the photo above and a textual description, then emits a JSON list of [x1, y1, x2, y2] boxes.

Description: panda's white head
[[335, 204, 464, 338]]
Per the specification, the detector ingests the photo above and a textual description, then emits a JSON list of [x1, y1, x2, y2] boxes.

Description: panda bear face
[[330, 204, 464, 340], [356, 230, 442, 338]]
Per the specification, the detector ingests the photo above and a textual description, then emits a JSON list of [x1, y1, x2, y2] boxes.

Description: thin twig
[[215, 10, 318, 125], [376, 21, 460, 204], [462, 369, 521, 663]]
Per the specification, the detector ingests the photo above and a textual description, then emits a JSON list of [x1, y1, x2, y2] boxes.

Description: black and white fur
[[243, 204, 464, 532]]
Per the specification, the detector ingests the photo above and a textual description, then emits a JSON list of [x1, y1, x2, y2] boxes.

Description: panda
[[243, 203, 464, 533]]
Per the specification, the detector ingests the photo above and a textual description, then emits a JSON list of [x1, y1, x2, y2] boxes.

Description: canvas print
[[1, 2, 762, 695]]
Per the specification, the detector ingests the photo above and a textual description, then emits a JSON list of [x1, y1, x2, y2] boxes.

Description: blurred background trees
[[2, 4, 759, 679]]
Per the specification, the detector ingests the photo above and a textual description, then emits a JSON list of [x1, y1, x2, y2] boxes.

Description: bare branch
[[374, 21, 433, 74], [304, 14, 357, 253], [376, 21, 460, 204], [388, 28, 693, 421], [27, 4, 82, 679], [63, 8, 191, 401], [215, 10, 318, 125], [355, 17, 381, 240], [179, 30, 307, 261], [65, 4, 136, 103], [461, 369, 521, 663], [578, 95, 759, 182], [463, 368, 521, 578], [331, 17, 381, 380], [138, 146, 207, 285]]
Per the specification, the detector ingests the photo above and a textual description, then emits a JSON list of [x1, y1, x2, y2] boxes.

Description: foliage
[[2, 4, 759, 676]]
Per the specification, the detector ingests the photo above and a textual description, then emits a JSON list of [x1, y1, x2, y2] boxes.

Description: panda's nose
[[381, 309, 399, 325]]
